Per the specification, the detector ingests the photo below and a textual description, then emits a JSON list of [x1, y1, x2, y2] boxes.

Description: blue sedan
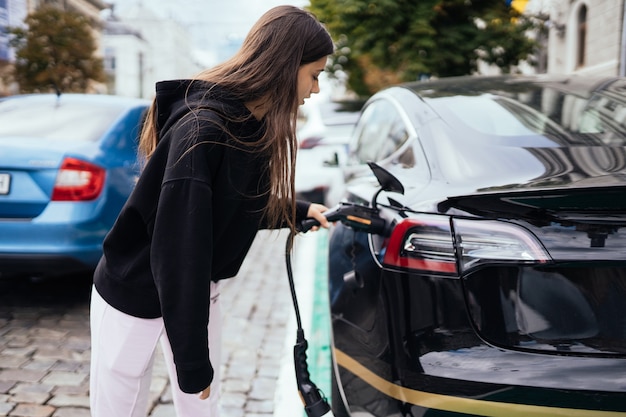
[[0, 94, 149, 279]]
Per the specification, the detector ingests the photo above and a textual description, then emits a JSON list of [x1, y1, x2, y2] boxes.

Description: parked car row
[[0, 89, 356, 281], [2, 74, 626, 417], [0, 94, 149, 279], [324, 74, 626, 416], [295, 94, 363, 206]]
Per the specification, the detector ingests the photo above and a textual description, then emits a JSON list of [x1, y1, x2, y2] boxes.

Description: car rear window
[[429, 87, 626, 146], [0, 98, 126, 142]]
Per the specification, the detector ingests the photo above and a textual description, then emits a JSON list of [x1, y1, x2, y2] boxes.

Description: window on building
[[104, 47, 116, 71], [576, 5, 587, 68]]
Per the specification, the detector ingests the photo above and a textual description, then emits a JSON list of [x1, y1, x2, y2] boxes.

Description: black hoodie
[[93, 79, 310, 393]]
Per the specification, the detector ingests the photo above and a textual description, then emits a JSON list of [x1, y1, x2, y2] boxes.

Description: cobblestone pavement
[[0, 229, 315, 417]]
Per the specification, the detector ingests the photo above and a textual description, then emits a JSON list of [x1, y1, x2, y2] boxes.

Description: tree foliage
[[8, 6, 105, 93], [308, 0, 541, 96]]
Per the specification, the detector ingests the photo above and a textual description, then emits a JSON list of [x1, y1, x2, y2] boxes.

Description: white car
[[295, 96, 362, 206]]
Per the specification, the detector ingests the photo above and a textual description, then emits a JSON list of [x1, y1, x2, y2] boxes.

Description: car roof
[[401, 74, 623, 98], [367, 74, 626, 204], [0, 93, 150, 108]]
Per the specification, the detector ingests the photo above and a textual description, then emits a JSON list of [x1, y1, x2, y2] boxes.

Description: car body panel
[[328, 75, 626, 416]]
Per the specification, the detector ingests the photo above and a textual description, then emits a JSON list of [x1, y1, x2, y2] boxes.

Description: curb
[[273, 230, 331, 417]]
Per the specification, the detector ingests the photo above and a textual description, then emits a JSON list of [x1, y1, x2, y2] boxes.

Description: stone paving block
[[30, 329, 67, 340], [75, 364, 89, 376], [221, 378, 251, 393], [148, 376, 168, 396], [9, 383, 53, 394], [60, 339, 89, 352], [155, 383, 172, 403], [8, 403, 55, 417], [0, 402, 15, 416], [245, 399, 273, 414], [46, 394, 89, 408], [220, 406, 245, 417], [224, 364, 256, 381], [3, 328, 35, 338], [0, 382, 15, 394], [59, 316, 89, 326], [10, 392, 50, 405], [32, 350, 75, 363], [39, 372, 86, 387], [0, 357, 28, 369], [48, 363, 79, 373], [36, 320, 61, 330], [229, 347, 258, 363], [28, 344, 63, 356], [21, 360, 55, 372], [147, 376, 168, 411], [0, 348, 35, 359], [62, 330, 89, 339], [0, 370, 45, 384], [248, 377, 276, 401], [50, 407, 90, 417], [220, 391, 246, 408], [51, 386, 88, 397], [149, 403, 176, 417]]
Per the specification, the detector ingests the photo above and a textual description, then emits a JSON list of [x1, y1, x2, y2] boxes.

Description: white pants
[[89, 283, 221, 417]]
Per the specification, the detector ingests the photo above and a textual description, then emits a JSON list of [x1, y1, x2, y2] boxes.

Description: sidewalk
[[0, 228, 329, 417], [149, 229, 330, 417]]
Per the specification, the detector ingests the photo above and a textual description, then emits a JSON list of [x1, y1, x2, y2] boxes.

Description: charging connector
[[299, 202, 388, 236], [294, 329, 334, 417]]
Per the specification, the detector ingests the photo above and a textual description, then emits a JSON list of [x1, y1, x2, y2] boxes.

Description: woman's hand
[[306, 203, 330, 231], [198, 386, 211, 400]]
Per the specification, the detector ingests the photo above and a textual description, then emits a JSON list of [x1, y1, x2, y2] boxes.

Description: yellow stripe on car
[[334, 349, 623, 417]]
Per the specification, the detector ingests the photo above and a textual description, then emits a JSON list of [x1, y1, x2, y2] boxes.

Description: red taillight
[[51, 157, 106, 201], [383, 217, 458, 274], [299, 136, 323, 149], [382, 215, 552, 275]]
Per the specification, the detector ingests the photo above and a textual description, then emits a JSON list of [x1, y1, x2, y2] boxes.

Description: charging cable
[[286, 231, 335, 417]]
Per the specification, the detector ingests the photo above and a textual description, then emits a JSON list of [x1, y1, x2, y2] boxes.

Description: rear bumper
[[0, 219, 106, 277], [335, 346, 626, 416], [0, 253, 96, 277], [328, 225, 626, 416]]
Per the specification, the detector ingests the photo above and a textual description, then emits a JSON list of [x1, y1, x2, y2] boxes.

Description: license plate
[[0, 173, 10, 195]]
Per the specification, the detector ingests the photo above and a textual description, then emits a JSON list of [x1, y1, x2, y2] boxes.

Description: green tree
[[8, 6, 105, 94], [308, 0, 542, 96]]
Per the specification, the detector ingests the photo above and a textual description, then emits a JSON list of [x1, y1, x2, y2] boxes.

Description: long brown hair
[[138, 5, 333, 232]]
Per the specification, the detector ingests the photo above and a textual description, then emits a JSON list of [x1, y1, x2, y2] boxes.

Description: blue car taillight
[[51, 157, 106, 201], [382, 215, 551, 274]]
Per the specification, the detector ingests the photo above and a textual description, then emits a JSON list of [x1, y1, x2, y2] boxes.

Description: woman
[[89, 5, 333, 417]]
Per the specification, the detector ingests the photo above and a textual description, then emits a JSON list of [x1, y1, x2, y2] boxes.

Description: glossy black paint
[[328, 75, 626, 416]]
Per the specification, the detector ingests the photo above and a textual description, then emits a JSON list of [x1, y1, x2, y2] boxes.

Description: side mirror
[[323, 152, 340, 167]]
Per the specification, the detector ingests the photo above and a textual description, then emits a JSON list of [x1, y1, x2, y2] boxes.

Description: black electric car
[[327, 74, 626, 417]]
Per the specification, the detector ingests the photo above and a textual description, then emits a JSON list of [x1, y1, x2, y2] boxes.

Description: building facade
[[102, 15, 147, 98], [546, 0, 625, 76], [101, 3, 204, 99], [0, 0, 27, 94]]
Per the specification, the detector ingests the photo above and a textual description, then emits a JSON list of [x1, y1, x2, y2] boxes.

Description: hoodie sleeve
[[150, 114, 224, 393]]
